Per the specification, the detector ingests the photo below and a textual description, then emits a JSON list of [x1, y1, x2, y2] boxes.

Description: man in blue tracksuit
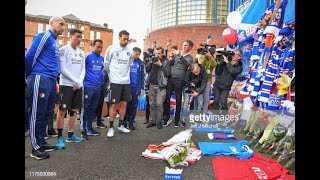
[[25, 16, 66, 160], [123, 47, 145, 130], [81, 39, 105, 138]]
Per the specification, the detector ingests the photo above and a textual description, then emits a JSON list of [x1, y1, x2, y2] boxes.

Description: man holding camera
[[145, 47, 171, 129], [181, 62, 207, 119], [213, 49, 243, 112], [196, 47, 217, 112]]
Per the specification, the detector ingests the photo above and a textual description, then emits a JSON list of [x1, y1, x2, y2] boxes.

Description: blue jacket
[[25, 29, 60, 79], [83, 51, 104, 87], [130, 58, 145, 95]]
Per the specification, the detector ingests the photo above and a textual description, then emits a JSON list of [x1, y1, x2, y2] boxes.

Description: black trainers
[[30, 148, 50, 160], [48, 129, 58, 137], [157, 123, 163, 129], [163, 118, 173, 127], [163, 120, 168, 126], [174, 122, 179, 128], [81, 131, 89, 140], [180, 118, 186, 127], [146, 122, 156, 128], [129, 123, 135, 130], [87, 129, 101, 136], [41, 142, 57, 152], [96, 121, 107, 129]]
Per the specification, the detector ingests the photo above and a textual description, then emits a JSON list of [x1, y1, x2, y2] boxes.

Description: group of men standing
[[25, 16, 243, 160], [143, 39, 243, 130], [25, 16, 145, 160]]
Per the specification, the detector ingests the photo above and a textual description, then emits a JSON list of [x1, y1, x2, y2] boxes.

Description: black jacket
[[145, 57, 171, 89], [215, 60, 243, 90], [169, 54, 193, 80], [184, 64, 207, 94]]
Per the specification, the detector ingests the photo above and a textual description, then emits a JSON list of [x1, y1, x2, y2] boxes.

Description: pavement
[[25, 112, 293, 179]]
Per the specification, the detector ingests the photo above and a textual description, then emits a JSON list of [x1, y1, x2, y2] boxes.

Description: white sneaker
[[107, 128, 114, 137], [117, 125, 130, 133], [116, 114, 120, 118]]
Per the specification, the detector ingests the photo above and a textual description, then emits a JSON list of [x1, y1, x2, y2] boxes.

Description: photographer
[[181, 62, 207, 119], [213, 49, 243, 111], [145, 47, 171, 129], [196, 46, 217, 112]]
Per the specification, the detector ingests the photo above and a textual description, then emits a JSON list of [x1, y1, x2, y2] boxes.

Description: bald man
[[25, 16, 66, 160]]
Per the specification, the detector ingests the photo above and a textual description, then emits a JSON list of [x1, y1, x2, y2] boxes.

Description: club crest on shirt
[[79, 54, 82, 57], [39, 93, 45, 98], [127, 52, 130, 56]]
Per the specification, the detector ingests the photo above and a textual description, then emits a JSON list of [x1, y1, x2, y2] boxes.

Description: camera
[[151, 56, 160, 63], [143, 48, 155, 63], [215, 48, 234, 62], [197, 42, 216, 55], [185, 82, 197, 93]]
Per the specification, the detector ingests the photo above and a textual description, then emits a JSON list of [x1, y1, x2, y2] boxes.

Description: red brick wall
[[25, 20, 38, 49], [144, 24, 228, 57], [25, 19, 113, 56], [100, 31, 113, 56]]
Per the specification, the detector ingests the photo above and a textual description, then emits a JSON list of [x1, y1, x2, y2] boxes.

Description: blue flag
[[238, 0, 268, 46]]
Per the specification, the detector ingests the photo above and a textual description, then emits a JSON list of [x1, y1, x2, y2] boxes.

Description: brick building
[[144, 24, 227, 56], [25, 13, 113, 56], [144, 0, 230, 57]]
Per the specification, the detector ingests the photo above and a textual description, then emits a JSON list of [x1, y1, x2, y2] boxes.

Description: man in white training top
[[104, 30, 132, 137]]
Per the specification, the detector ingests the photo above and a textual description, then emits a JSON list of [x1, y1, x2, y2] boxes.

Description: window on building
[[59, 40, 63, 45], [68, 24, 72, 29], [80, 42, 84, 47], [96, 32, 101, 39], [45, 24, 50, 31], [81, 26, 84, 31], [67, 31, 70, 37], [38, 23, 43, 33], [82, 34, 84, 39], [90, 31, 94, 40], [71, 24, 75, 29]]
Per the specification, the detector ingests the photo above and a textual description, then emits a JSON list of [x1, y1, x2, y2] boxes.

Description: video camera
[[197, 42, 216, 55], [215, 48, 235, 62], [143, 48, 156, 63], [197, 35, 216, 55], [151, 56, 160, 63], [185, 82, 197, 94]]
